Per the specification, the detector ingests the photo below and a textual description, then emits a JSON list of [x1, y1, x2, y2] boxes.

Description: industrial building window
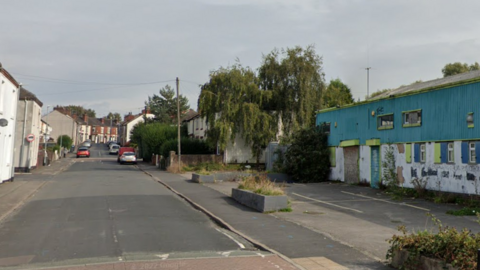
[[420, 144, 426, 162], [319, 122, 331, 134], [470, 142, 476, 163], [448, 143, 454, 163], [377, 114, 394, 130], [402, 110, 422, 127]]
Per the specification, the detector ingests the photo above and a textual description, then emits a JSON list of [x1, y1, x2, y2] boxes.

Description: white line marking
[[155, 254, 169, 260], [256, 252, 265, 258], [215, 228, 246, 249], [221, 251, 231, 257], [292, 193, 363, 213], [341, 191, 430, 211], [118, 257, 123, 261]]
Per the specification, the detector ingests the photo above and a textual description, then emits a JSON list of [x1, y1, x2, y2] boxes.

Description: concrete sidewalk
[[138, 164, 390, 270], [0, 155, 76, 224]]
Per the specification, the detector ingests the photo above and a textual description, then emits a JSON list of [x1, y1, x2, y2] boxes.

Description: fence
[[265, 142, 288, 171]]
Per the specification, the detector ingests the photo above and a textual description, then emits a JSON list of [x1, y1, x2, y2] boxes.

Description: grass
[[237, 174, 285, 196], [447, 207, 480, 216]]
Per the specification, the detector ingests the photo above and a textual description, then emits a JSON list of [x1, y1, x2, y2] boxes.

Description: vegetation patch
[[447, 207, 480, 216], [387, 214, 480, 270], [183, 162, 242, 173], [238, 174, 285, 196]]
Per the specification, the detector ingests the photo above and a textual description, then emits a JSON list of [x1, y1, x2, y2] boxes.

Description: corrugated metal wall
[[317, 82, 480, 146]]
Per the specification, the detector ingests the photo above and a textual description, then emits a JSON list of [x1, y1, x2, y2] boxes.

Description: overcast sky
[[1, 0, 479, 118]]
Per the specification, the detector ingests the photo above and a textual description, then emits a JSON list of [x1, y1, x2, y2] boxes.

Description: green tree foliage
[[283, 126, 330, 182], [145, 85, 190, 124], [130, 123, 177, 161], [258, 45, 325, 136], [62, 105, 96, 117], [57, 135, 73, 149], [159, 138, 213, 157], [442, 62, 480, 77], [322, 79, 354, 108], [199, 63, 276, 164], [107, 112, 121, 121]]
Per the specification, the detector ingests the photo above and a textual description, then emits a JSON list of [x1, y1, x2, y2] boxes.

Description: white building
[[120, 112, 154, 145], [0, 64, 21, 183], [14, 88, 43, 172]]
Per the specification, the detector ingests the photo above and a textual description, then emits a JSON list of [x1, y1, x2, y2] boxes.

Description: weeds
[[238, 174, 285, 196], [183, 162, 242, 173]]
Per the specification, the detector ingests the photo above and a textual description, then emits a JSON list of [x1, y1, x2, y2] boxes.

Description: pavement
[[138, 164, 391, 270]]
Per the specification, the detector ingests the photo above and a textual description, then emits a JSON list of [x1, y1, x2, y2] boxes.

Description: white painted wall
[[359, 145, 371, 184], [0, 74, 19, 182], [329, 147, 345, 182], [224, 134, 265, 163], [125, 114, 154, 143]]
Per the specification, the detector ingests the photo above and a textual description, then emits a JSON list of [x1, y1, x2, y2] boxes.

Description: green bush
[[283, 126, 330, 183], [130, 123, 177, 161], [387, 214, 480, 269], [160, 138, 213, 157], [57, 135, 73, 150]]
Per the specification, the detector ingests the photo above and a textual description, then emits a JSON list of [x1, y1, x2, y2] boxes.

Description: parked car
[[77, 147, 90, 158], [118, 147, 136, 162], [119, 152, 137, 164], [82, 141, 92, 148], [109, 144, 120, 155]]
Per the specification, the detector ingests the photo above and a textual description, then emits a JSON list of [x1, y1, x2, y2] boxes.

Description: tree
[[284, 126, 330, 183], [107, 112, 121, 121], [258, 45, 325, 138], [199, 63, 276, 164], [442, 62, 480, 77], [129, 123, 177, 161], [145, 85, 190, 124], [57, 135, 73, 150], [61, 105, 96, 117], [322, 79, 354, 108]]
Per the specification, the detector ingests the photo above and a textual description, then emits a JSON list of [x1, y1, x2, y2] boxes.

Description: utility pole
[[365, 67, 371, 99], [176, 77, 181, 171]]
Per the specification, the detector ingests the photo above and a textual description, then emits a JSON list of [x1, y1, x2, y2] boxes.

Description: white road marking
[[341, 191, 430, 211], [215, 228, 246, 249], [292, 193, 363, 213], [155, 254, 169, 260], [221, 251, 231, 257], [118, 257, 123, 261], [256, 252, 265, 258]]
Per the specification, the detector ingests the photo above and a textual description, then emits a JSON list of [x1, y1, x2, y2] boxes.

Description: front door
[[371, 146, 380, 189], [343, 146, 359, 184]]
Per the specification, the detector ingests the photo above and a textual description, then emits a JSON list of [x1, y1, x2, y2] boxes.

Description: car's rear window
[[124, 152, 135, 156], [79, 148, 88, 151], [112, 145, 119, 149]]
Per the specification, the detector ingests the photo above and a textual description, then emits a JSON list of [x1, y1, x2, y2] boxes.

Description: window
[[420, 144, 426, 162], [319, 122, 331, 134], [377, 114, 393, 130], [470, 142, 476, 163], [448, 143, 454, 163], [403, 110, 422, 127]]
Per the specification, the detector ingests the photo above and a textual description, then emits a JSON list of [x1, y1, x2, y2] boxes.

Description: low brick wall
[[168, 151, 223, 168]]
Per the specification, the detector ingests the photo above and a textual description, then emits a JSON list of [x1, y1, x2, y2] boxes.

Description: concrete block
[[192, 173, 215, 183], [231, 188, 288, 212]]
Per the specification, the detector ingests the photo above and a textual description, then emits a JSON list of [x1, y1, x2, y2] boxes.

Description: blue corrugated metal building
[[316, 70, 480, 194]]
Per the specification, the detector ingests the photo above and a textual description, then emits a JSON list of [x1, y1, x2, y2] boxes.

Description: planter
[[192, 173, 215, 183], [391, 249, 458, 270], [231, 188, 288, 213]]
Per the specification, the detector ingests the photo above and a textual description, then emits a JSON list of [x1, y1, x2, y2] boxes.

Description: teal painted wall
[[317, 81, 480, 146]]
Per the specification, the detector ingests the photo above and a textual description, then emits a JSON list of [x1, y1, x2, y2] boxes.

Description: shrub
[[130, 123, 177, 161], [57, 135, 73, 150], [387, 214, 480, 269], [183, 162, 241, 173], [238, 174, 285, 196], [283, 126, 330, 183], [160, 138, 213, 157]]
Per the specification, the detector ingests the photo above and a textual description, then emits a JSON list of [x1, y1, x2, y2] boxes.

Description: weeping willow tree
[[198, 63, 276, 164], [258, 45, 325, 140]]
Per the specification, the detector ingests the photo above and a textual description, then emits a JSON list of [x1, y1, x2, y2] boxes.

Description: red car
[[77, 147, 90, 158]]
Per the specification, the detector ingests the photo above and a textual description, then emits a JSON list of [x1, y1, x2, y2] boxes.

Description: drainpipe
[[19, 99, 28, 171]]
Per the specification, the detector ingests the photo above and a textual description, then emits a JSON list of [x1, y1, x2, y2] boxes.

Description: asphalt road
[[0, 144, 266, 269]]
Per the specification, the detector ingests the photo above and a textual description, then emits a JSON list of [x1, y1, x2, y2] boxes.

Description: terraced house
[[316, 70, 480, 195]]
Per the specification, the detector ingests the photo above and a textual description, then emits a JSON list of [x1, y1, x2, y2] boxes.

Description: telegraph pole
[[365, 67, 371, 99], [176, 77, 181, 171]]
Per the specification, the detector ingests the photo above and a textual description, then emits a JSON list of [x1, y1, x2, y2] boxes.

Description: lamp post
[[44, 105, 50, 165]]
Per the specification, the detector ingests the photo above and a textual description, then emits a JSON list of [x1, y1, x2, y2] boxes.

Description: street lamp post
[[44, 105, 50, 166]]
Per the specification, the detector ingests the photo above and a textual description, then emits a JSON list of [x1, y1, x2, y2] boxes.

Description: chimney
[[101, 118, 105, 124], [73, 113, 77, 120], [124, 112, 135, 122], [83, 114, 88, 122]]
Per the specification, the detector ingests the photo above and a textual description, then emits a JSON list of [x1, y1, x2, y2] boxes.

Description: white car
[[109, 144, 120, 155], [119, 152, 137, 164]]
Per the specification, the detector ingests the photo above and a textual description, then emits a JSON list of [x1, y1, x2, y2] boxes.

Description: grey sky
[[1, 0, 479, 118]]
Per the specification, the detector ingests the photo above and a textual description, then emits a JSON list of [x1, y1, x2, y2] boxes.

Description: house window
[[92, 127, 96, 133], [420, 144, 426, 162], [470, 142, 476, 163], [377, 114, 394, 130], [448, 143, 454, 163], [403, 110, 422, 127], [319, 122, 331, 134]]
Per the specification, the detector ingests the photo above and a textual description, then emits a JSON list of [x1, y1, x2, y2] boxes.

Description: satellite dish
[[0, 118, 8, 127]]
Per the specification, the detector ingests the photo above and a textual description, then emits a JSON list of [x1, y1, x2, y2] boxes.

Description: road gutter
[[138, 166, 305, 270]]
